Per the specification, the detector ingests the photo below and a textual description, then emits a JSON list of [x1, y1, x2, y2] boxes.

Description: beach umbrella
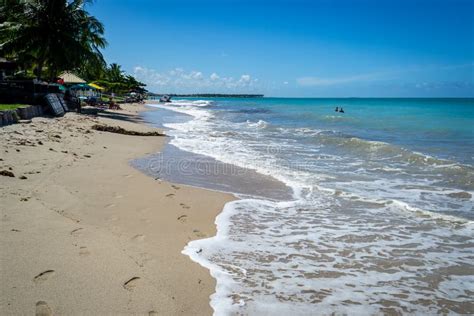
[[88, 83, 105, 90]]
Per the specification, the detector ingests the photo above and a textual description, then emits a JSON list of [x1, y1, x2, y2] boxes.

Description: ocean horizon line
[[150, 95, 474, 99]]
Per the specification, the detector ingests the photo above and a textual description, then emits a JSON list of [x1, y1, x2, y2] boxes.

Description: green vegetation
[[86, 63, 147, 94], [0, 104, 28, 111], [0, 0, 147, 95], [0, 0, 106, 81], [100, 95, 125, 102]]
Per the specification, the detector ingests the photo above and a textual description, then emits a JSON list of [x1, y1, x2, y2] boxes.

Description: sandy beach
[[0, 104, 234, 315]]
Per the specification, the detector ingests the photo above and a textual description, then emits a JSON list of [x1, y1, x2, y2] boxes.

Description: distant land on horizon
[[147, 94, 474, 99], [148, 93, 264, 98]]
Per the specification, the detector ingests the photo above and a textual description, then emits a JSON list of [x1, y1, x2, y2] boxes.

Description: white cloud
[[192, 71, 203, 79], [243, 75, 251, 81], [133, 66, 259, 93], [169, 67, 184, 76], [296, 62, 474, 88], [412, 81, 474, 90], [283, 81, 289, 85], [239, 74, 251, 83]]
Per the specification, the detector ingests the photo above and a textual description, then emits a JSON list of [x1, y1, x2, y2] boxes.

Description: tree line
[[0, 0, 146, 94]]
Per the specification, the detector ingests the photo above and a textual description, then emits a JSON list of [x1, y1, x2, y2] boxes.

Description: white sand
[[0, 104, 234, 315]]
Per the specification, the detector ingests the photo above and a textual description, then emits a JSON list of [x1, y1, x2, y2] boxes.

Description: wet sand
[[0, 104, 234, 315], [131, 143, 293, 201]]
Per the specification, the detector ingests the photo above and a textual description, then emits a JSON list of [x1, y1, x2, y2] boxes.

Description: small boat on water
[[159, 95, 172, 103]]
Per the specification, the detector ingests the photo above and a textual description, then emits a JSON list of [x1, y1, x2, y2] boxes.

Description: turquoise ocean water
[[145, 98, 473, 315]]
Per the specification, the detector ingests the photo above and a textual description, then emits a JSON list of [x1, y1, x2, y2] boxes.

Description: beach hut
[[58, 72, 86, 85]]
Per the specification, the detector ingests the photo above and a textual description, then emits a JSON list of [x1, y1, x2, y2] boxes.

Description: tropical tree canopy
[[106, 63, 123, 83], [0, 0, 107, 80], [82, 62, 147, 93]]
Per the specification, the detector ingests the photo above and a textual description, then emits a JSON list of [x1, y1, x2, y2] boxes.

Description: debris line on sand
[[91, 124, 165, 136]]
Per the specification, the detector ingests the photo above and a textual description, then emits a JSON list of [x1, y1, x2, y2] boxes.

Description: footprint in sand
[[123, 277, 140, 291], [165, 193, 175, 198], [131, 234, 145, 242], [33, 270, 55, 283], [149, 311, 158, 316], [105, 203, 116, 209], [171, 185, 180, 190], [70, 228, 83, 236], [55, 209, 80, 223], [35, 301, 52, 316], [177, 215, 188, 223], [79, 247, 90, 256], [180, 203, 190, 209]]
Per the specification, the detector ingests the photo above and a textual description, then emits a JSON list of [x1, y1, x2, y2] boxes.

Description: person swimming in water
[[335, 107, 339, 112], [339, 107, 344, 113]]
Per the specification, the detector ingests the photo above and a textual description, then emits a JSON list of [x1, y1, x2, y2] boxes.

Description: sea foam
[[147, 100, 474, 315]]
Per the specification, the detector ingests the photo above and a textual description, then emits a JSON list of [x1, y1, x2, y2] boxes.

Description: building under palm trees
[[58, 72, 86, 85]]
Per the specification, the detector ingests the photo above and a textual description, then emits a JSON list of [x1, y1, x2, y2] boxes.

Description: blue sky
[[89, 0, 474, 97]]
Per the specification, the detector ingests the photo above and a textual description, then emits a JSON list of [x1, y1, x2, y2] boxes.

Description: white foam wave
[[246, 119, 268, 129], [148, 100, 474, 315], [184, 196, 474, 315], [170, 99, 214, 107]]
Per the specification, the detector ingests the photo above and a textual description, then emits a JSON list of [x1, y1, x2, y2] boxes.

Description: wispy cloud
[[406, 81, 474, 90], [438, 62, 474, 71], [297, 62, 474, 87], [133, 66, 258, 92]]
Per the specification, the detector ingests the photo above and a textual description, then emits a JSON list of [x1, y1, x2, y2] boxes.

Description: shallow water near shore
[[141, 98, 473, 315]]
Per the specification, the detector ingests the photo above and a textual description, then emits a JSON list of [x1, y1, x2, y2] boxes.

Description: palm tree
[[0, 0, 107, 80], [106, 63, 124, 82], [77, 54, 107, 81]]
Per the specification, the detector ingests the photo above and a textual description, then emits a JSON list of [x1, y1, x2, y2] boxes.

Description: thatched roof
[[58, 71, 86, 84]]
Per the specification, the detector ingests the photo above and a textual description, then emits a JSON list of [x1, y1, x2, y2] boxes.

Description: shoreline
[[0, 104, 234, 315]]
